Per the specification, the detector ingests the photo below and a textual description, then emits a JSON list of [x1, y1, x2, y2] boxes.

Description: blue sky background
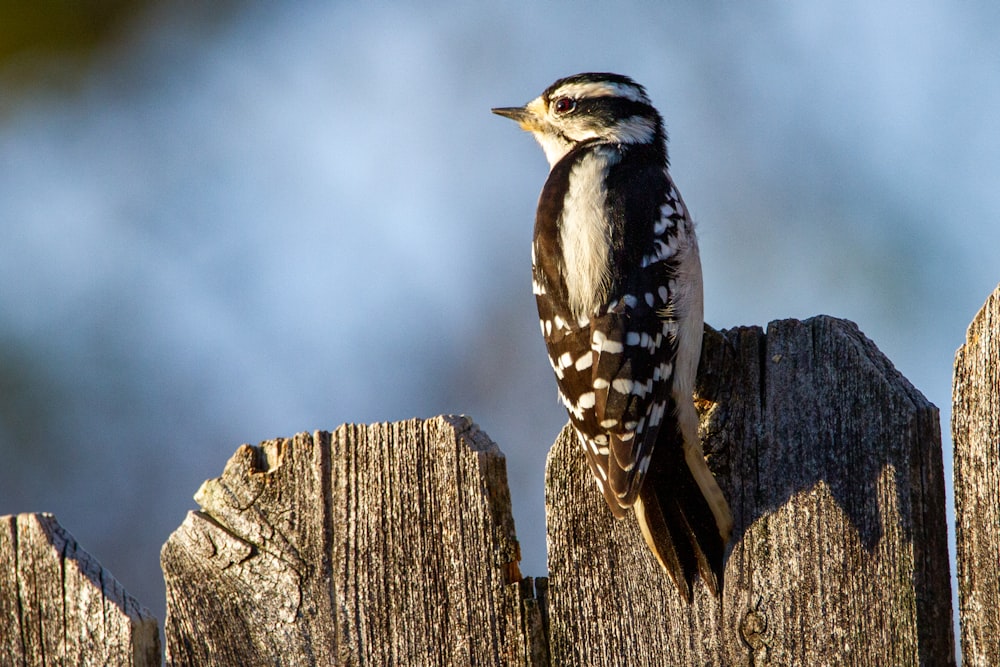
[[1, 2, 997, 644]]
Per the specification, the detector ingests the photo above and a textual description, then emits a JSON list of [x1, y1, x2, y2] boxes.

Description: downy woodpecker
[[493, 72, 732, 598]]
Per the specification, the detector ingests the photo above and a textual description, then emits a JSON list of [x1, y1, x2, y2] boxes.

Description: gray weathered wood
[[161, 416, 546, 666], [953, 283, 1000, 666], [545, 316, 954, 665], [3, 312, 961, 664], [0, 512, 160, 666]]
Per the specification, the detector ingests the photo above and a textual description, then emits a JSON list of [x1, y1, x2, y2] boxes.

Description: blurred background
[[1, 0, 996, 646]]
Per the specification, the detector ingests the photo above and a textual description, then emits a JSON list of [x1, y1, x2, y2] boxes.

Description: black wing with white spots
[[533, 143, 689, 514]]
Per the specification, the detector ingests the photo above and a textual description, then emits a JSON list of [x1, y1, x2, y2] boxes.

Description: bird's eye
[[553, 97, 576, 114]]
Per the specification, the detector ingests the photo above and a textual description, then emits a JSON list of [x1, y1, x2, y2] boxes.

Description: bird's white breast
[[558, 146, 621, 319]]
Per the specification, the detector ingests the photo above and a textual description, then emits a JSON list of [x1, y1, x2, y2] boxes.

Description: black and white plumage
[[493, 73, 733, 599]]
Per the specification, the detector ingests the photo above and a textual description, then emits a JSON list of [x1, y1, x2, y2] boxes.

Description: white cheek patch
[[606, 115, 656, 144]]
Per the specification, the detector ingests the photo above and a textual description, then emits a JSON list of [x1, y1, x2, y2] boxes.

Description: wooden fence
[[3, 286, 998, 665]]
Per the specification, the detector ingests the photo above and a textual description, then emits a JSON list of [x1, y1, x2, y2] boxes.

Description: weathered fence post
[[160, 417, 547, 666], [2, 315, 958, 665], [953, 283, 1000, 665], [545, 316, 953, 665], [0, 513, 160, 666]]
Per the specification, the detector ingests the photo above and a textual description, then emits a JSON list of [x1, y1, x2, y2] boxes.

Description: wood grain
[[953, 283, 1000, 666], [161, 415, 546, 666], [0, 513, 160, 666]]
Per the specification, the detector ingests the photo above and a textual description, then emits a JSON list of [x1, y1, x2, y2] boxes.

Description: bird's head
[[492, 72, 664, 168]]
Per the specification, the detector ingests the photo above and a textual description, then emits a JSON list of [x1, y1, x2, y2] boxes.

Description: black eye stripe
[[575, 97, 655, 120]]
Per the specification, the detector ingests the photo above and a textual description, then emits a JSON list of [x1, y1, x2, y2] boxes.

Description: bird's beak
[[492, 104, 541, 131], [491, 106, 530, 122]]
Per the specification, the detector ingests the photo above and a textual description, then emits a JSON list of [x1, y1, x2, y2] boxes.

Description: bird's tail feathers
[[634, 420, 730, 599]]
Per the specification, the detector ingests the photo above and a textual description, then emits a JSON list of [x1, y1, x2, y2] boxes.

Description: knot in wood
[[740, 599, 771, 662]]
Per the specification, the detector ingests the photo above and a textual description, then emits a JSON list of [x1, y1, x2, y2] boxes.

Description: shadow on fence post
[[544, 317, 954, 665]]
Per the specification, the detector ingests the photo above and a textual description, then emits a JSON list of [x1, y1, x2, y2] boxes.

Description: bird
[[492, 72, 733, 599]]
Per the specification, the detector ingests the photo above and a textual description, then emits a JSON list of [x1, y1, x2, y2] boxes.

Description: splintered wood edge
[[161, 415, 545, 664]]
